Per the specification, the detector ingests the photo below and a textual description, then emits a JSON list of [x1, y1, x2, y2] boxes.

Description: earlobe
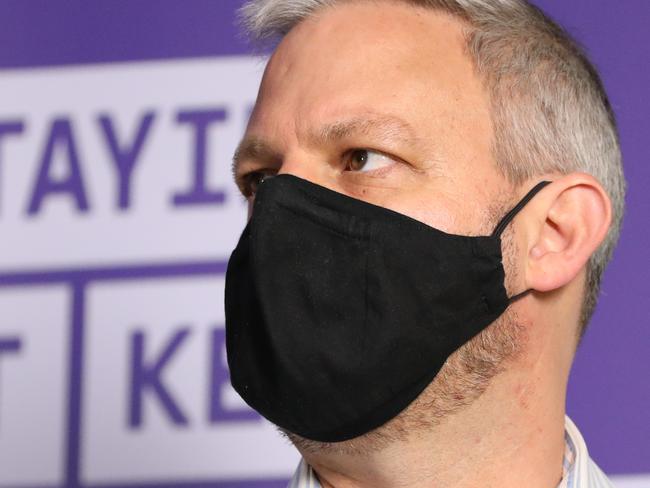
[[525, 173, 612, 293]]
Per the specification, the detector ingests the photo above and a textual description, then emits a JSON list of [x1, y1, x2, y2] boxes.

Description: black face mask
[[225, 174, 549, 443]]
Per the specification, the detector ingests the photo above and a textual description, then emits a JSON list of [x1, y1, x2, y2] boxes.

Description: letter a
[[27, 118, 89, 215]]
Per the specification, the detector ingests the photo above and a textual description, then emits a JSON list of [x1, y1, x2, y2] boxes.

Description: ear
[[523, 173, 612, 293]]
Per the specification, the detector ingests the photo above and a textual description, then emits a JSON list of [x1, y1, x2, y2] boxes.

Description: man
[[225, 0, 625, 487]]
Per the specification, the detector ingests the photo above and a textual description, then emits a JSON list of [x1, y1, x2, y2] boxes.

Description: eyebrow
[[232, 137, 282, 178], [232, 113, 418, 176]]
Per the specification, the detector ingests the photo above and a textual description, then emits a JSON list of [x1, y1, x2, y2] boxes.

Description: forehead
[[248, 1, 493, 170]]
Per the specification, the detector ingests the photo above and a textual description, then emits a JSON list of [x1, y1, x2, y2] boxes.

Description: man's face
[[234, 1, 525, 452], [236, 1, 511, 234]]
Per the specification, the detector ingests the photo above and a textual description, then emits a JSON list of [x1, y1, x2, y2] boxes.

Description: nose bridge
[[277, 148, 334, 189], [277, 154, 310, 178], [265, 106, 339, 189]]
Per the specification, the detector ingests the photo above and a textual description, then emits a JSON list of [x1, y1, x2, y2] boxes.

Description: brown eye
[[344, 149, 395, 173], [347, 149, 369, 171]]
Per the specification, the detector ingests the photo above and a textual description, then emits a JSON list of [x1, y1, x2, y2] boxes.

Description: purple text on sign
[[172, 108, 228, 207], [98, 111, 156, 211], [129, 327, 191, 428], [28, 118, 89, 216]]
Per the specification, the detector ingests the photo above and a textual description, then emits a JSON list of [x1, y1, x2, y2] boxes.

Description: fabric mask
[[225, 174, 550, 443]]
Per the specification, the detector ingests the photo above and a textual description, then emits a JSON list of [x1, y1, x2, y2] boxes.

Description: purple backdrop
[[534, 1, 650, 475], [0, 0, 647, 478]]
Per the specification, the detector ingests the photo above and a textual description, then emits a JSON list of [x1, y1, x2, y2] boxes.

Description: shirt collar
[[560, 415, 611, 488]]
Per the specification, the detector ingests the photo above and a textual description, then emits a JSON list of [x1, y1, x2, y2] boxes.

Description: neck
[[300, 348, 569, 488]]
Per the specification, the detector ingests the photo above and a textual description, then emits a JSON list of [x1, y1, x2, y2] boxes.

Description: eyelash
[[237, 170, 275, 198], [237, 148, 398, 197]]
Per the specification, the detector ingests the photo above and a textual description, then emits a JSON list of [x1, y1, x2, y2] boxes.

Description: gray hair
[[239, 0, 626, 336]]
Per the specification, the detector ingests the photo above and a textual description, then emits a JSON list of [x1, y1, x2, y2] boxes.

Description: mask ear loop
[[490, 181, 552, 304]]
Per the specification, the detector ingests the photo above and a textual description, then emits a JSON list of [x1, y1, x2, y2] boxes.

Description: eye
[[344, 149, 395, 173], [238, 170, 275, 198]]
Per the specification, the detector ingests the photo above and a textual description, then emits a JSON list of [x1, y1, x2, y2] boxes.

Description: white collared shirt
[[287, 416, 613, 488]]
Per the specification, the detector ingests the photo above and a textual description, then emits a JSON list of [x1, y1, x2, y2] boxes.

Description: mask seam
[[275, 199, 370, 241]]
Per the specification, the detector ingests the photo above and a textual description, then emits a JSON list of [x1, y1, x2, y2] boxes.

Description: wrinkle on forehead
[[237, 111, 431, 164]]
